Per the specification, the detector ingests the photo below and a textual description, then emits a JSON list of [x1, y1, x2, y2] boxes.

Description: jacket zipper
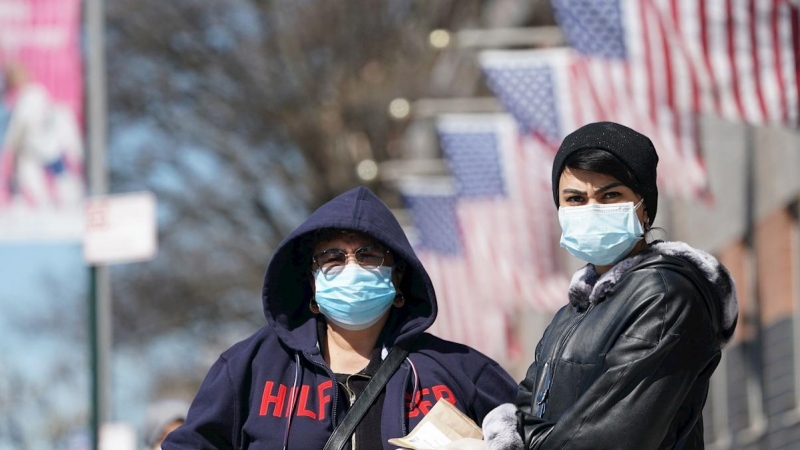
[[305, 352, 340, 425], [344, 373, 371, 450], [343, 379, 357, 450], [535, 362, 552, 417], [536, 303, 595, 418]]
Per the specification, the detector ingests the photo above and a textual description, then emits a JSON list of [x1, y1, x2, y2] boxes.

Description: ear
[[392, 261, 406, 288], [393, 292, 405, 308]]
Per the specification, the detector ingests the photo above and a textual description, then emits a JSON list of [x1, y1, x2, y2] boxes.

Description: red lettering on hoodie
[[432, 385, 455, 404], [317, 380, 333, 421], [260, 381, 287, 417], [406, 385, 458, 418], [296, 385, 317, 419]]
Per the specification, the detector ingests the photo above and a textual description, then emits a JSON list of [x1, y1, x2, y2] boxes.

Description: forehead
[[312, 231, 379, 253], [559, 167, 625, 190]]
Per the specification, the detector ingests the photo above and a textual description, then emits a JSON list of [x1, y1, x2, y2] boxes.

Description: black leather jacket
[[516, 242, 738, 450]]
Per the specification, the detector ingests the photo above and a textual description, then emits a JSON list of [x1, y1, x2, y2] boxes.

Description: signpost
[[84, 192, 157, 265]]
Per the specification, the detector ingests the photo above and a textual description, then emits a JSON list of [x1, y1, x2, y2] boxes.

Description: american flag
[[551, 0, 800, 127], [553, 0, 800, 127], [481, 46, 708, 200], [401, 185, 513, 362], [399, 114, 570, 362], [436, 114, 566, 313]]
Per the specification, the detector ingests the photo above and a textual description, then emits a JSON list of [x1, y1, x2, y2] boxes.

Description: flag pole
[[85, 0, 111, 449], [743, 124, 766, 436]]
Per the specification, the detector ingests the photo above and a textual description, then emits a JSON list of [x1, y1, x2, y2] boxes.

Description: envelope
[[387, 398, 483, 449]]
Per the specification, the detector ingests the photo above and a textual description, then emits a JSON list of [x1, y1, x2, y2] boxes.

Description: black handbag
[[322, 339, 413, 450]]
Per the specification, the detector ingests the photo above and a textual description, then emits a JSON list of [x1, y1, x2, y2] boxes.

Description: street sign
[[83, 191, 157, 265]]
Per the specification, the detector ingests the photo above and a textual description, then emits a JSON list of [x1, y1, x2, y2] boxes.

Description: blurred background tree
[[104, 0, 494, 396]]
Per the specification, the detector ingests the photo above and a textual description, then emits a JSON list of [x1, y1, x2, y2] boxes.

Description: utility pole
[[85, 0, 111, 449]]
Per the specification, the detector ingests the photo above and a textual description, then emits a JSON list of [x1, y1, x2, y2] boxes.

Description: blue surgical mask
[[314, 264, 396, 330], [558, 199, 645, 266]]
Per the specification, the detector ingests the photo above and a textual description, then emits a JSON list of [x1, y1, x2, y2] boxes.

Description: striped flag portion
[[553, 0, 800, 127], [401, 186, 512, 361]]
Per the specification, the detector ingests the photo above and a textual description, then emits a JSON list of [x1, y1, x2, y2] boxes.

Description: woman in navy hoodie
[[163, 186, 517, 450]]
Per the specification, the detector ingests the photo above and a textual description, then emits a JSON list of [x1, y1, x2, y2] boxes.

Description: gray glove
[[483, 403, 523, 450]]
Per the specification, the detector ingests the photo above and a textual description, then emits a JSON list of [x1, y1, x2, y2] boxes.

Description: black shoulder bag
[[322, 339, 413, 450]]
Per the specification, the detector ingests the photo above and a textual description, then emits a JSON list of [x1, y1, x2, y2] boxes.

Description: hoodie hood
[[262, 186, 437, 351], [567, 240, 739, 344]]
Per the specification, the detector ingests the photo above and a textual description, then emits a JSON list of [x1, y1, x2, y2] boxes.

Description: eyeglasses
[[312, 245, 390, 275]]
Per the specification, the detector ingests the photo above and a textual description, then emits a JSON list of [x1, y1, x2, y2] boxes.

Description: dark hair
[[561, 148, 643, 200]]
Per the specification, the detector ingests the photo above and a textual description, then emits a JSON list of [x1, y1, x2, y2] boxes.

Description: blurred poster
[[0, 0, 85, 241]]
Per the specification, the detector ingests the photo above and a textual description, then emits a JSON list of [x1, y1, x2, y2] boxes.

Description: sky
[[0, 242, 154, 449]]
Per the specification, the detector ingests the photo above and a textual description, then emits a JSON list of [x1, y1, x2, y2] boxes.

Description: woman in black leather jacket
[[449, 121, 739, 450]]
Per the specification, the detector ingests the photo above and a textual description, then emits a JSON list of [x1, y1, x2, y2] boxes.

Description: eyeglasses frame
[[312, 244, 391, 273]]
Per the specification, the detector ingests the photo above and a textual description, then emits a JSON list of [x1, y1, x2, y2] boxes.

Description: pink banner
[[0, 0, 85, 241]]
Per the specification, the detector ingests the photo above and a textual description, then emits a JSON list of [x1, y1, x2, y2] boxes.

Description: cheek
[[636, 207, 648, 225]]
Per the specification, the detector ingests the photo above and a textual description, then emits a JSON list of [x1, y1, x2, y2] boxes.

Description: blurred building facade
[[379, 1, 800, 449]]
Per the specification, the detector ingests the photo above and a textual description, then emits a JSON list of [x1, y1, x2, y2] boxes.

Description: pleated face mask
[[313, 264, 396, 330], [558, 199, 644, 266]]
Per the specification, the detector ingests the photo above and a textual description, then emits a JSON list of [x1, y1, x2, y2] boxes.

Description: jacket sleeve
[[162, 356, 238, 450], [470, 361, 519, 425], [517, 269, 720, 450]]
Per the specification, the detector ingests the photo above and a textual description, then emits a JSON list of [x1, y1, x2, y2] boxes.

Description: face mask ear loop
[[633, 198, 646, 237]]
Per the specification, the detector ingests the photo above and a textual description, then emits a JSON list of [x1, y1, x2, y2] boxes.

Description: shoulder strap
[[323, 339, 413, 450]]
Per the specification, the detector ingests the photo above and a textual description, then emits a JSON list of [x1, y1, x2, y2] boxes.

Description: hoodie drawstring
[[282, 352, 301, 450], [406, 356, 420, 410]]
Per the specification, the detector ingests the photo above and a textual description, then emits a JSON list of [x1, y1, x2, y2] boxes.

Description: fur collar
[[567, 240, 739, 344]]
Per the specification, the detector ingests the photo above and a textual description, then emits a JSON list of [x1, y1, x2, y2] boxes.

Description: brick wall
[[705, 205, 800, 449]]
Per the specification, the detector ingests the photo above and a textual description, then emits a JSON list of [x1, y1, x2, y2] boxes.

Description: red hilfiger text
[[259, 380, 456, 419]]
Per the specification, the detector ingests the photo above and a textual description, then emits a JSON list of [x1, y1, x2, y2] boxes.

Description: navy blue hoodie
[[163, 186, 517, 450]]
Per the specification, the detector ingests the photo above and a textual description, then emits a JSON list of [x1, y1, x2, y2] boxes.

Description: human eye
[[356, 246, 386, 268], [315, 249, 346, 269], [602, 191, 623, 201], [565, 195, 584, 204]]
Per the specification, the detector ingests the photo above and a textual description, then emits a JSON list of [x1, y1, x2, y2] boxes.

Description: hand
[[483, 403, 524, 450], [436, 437, 487, 450]]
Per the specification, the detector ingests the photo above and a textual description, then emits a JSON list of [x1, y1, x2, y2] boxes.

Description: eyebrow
[[561, 181, 624, 196], [595, 181, 623, 193]]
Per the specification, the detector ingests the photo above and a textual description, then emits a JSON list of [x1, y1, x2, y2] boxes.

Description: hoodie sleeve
[[162, 357, 238, 450], [513, 268, 721, 450], [470, 361, 519, 425]]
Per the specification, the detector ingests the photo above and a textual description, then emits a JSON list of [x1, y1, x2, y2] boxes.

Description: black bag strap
[[323, 339, 413, 450]]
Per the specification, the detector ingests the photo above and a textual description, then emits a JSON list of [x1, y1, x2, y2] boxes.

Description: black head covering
[[551, 121, 659, 222]]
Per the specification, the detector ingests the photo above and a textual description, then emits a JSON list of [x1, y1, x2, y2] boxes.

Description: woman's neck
[[323, 315, 388, 374]]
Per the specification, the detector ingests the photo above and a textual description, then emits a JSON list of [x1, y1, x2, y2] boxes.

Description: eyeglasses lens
[[314, 246, 386, 275]]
